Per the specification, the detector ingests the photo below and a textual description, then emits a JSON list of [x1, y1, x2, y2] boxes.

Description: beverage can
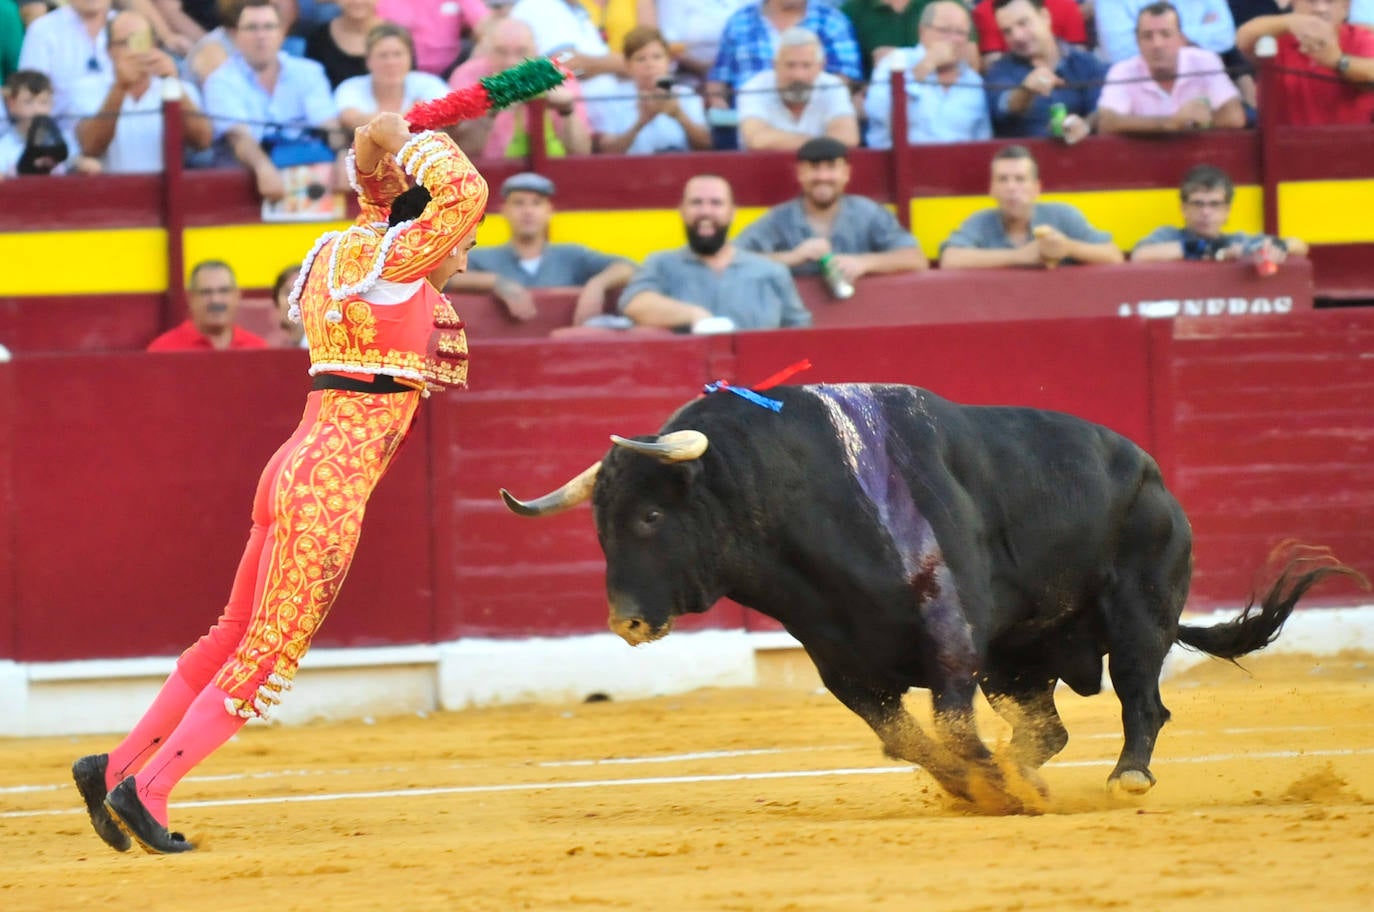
[[819, 254, 855, 299], [1048, 102, 1067, 138]]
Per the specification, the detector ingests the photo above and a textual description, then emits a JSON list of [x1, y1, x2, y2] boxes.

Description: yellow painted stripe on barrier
[[545, 207, 772, 262], [184, 221, 351, 288], [8, 181, 1364, 296], [1278, 180, 1374, 244], [0, 229, 167, 295], [180, 210, 772, 288], [909, 187, 1265, 260]]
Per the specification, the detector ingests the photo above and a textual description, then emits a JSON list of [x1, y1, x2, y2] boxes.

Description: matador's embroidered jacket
[[287, 130, 489, 394]]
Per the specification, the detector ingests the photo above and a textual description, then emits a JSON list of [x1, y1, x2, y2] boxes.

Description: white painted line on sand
[[5, 721, 1371, 796], [4, 747, 1370, 821]]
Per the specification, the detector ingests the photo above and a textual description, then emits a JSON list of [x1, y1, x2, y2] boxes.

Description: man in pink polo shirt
[[1097, 1, 1246, 134]]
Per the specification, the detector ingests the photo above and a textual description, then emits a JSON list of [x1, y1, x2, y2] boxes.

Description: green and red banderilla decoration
[[405, 56, 574, 132]]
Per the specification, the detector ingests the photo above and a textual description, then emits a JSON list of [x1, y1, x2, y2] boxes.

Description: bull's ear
[[668, 458, 704, 499]]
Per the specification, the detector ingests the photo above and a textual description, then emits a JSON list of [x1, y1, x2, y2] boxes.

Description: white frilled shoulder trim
[[285, 230, 339, 324], [396, 131, 450, 180], [344, 147, 362, 194], [324, 219, 416, 303]]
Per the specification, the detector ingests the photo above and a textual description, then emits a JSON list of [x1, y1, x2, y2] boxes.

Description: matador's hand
[[362, 112, 412, 155]]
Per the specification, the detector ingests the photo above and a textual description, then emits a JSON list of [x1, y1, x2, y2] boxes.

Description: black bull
[[501, 383, 1364, 812]]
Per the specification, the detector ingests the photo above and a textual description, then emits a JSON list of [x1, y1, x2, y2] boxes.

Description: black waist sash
[[311, 373, 414, 394]]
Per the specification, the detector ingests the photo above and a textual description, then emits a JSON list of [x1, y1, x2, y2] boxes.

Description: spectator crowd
[[2, 0, 1371, 180], [0, 0, 1366, 349]]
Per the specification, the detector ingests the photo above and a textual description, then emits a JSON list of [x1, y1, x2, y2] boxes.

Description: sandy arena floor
[[1, 649, 1371, 912]]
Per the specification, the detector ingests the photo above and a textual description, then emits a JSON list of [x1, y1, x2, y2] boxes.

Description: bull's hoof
[[1109, 769, 1155, 796], [964, 759, 1047, 816]]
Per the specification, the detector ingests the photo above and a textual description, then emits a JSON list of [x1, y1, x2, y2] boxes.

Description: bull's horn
[[500, 461, 601, 517], [610, 430, 709, 463]]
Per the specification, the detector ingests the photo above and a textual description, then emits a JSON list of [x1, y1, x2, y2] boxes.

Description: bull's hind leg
[[982, 673, 1069, 770], [1102, 486, 1190, 795]]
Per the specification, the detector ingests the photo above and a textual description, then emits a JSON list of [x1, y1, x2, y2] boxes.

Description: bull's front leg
[[816, 669, 973, 802], [922, 589, 1048, 814], [929, 678, 1046, 815]]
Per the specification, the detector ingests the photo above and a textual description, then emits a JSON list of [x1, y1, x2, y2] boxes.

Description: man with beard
[[146, 260, 269, 351], [620, 174, 811, 332], [939, 144, 1123, 270], [737, 26, 859, 151], [1130, 164, 1307, 264], [737, 136, 927, 286], [984, 0, 1106, 141], [446, 172, 634, 325], [1097, 2, 1246, 135]]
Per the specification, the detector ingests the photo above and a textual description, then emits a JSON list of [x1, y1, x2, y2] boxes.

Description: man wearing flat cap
[[736, 136, 928, 286], [447, 171, 635, 323]]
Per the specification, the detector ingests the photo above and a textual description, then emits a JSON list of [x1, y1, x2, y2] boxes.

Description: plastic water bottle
[[819, 254, 855, 299]]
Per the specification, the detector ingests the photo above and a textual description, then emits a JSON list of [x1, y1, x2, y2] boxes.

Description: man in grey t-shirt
[[736, 136, 927, 284], [1131, 164, 1307, 265], [940, 144, 1123, 269], [446, 172, 635, 325], [621, 174, 812, 333]]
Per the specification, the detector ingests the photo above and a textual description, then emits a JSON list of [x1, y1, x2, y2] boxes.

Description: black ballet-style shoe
[[103, 776, 195, 855], [71, 754, 132, 852]]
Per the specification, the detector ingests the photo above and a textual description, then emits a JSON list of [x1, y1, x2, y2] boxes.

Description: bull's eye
[[635, 508, 663, 536]]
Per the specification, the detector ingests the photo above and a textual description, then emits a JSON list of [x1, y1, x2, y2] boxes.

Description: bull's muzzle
[[609, 611, 674, 646]]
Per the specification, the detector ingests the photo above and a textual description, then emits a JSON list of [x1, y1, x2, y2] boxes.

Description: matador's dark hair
[[388, 184, 432, 227]]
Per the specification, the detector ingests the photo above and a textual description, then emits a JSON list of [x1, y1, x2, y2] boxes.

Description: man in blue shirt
[[940, 144, 1123, 269], [983, 0, 1106, 140], [203, 0, 339, 200]]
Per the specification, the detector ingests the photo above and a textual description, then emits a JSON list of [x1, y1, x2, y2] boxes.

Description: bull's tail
[[1176, 541, 1369, 660]]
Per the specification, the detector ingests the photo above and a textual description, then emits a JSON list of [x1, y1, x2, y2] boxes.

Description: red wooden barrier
[[0, 359, 13, 659], [1156, 312, 1374, 603], [0, 260, 1315, 355], [5, 350, 434, 661], [2, 309, 1370, 663]]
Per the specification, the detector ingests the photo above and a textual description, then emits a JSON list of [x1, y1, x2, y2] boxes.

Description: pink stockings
[[104, 389, 419, 825]]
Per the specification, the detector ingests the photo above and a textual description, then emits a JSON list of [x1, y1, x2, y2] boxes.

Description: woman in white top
[[590, 26, 711, 155], [333, 22, 449, 133]]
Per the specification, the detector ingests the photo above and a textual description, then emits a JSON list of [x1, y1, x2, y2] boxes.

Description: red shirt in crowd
[[1270, 26, 1374, 126], [146, 320, 269, 352], [973, 0, 1088, 55]]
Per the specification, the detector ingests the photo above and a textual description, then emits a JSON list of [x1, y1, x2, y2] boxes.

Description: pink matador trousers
[[177, 387, 421, 718]]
